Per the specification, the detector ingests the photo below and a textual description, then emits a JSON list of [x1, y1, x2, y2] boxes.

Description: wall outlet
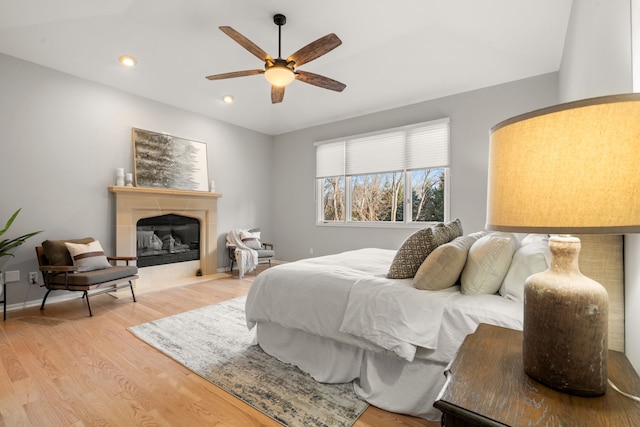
[[5, 270, 20, 283], [309, 248, 314, 255], [29, 272, 38, 285]]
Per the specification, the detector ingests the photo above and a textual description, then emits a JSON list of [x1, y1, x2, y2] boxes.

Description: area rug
[[129, 297, 368, 427]]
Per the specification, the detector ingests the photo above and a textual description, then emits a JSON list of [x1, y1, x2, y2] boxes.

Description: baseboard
[[3, 273, 239, 317], [218, 259, 286, 273], [4, 291, 87, 316]]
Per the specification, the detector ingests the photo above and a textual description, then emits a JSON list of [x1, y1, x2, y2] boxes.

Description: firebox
[[136, 214, 200, 267]]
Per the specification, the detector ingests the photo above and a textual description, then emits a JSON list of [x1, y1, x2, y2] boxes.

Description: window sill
[[316, 221, 443, 229]]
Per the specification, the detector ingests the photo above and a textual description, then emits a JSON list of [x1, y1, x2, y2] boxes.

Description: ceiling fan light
[[264, 65, 295, 87], [118, 55, 137, 67]]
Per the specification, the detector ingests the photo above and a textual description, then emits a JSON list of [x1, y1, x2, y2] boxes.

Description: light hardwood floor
[[0, 268, 438, 426]]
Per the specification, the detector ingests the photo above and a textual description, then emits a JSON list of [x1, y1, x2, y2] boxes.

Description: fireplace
[[110, 186, 221, 292], [137, 214, 200, 267]]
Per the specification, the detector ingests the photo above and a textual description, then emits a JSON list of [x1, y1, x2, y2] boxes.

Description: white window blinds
[[346, 131, 405, 175], [315, 118, 449, 178], [406, 119, 449, 169], [316, 141, 345, 178]]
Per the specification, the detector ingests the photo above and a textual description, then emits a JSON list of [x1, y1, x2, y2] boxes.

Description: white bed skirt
[[256, 322, 446, 422]]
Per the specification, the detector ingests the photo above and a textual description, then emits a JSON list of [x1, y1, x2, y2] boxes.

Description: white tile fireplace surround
[[109, 186, 223, 293]]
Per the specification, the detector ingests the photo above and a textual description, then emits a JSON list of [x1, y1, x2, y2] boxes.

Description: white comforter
[[245, 248, 523, 362]]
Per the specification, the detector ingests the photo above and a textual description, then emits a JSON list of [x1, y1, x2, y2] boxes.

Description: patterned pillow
[[387, 219, 462, 279], [64, 240, 112, 272], [446, 218, 463, 240]]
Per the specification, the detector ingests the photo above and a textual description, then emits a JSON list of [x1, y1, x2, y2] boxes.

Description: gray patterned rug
[[129, 296, 368, 427]]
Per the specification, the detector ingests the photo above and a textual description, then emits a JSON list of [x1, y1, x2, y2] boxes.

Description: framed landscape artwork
[[132, 128, 209, 191]]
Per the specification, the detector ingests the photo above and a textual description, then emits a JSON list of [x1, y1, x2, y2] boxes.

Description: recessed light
[[222, 95, 234, 104], [119, 55, 137, 67]]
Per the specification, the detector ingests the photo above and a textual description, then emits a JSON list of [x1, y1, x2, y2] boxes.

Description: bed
[[244, 225, 624, 421]]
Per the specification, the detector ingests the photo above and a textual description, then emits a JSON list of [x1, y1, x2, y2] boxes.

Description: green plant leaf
[[0, 208, 21, 237], [0, 209, 42, 259]]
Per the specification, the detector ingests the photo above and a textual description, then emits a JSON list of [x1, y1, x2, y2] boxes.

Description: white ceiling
[[0, 0, 573, 135]]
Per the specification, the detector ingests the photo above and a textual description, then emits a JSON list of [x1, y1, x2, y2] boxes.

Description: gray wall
[[0, 52, 272, 306], [271, 73, 558, 262], [559, 0, 632, 101]]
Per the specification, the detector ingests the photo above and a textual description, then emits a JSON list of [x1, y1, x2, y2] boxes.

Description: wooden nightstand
[[434, 323, 640, 426]]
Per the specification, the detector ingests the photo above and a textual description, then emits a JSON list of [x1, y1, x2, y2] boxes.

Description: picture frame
[[132, 128, 209, 191]]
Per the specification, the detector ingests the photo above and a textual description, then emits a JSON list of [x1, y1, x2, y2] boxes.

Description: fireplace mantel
[[109, 186, 222, 291], [109, 186, 222, 199]]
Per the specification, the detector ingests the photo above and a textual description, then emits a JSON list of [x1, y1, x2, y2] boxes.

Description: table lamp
[[486, 93, 640, 396]]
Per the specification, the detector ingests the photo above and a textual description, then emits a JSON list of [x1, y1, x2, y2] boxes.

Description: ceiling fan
[[205, 14, 346, 104]]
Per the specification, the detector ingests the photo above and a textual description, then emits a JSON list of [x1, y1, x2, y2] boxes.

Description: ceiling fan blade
[[205, 70, 264, 80], [296, 70, 346, 92], [271, 86, 285, 104], [219, 26, 272, 62], [287, 33, 342, 67]]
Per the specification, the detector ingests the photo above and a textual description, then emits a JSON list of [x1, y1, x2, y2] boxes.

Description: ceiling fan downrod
[[274, 14, 286, 59]]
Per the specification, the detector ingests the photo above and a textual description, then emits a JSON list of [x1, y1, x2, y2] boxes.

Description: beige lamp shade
[[487, 93, 640, 234]]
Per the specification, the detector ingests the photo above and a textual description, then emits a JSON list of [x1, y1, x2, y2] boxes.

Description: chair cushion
[[256, 249, 274, 258], [47, 265, 138, 287], [42, 237, 95, 266]]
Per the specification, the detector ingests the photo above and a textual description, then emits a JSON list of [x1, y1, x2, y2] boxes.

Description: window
[[316, 118, 450, 225]]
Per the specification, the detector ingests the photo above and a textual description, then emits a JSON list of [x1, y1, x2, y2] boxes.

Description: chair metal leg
[[38, 276, 137, 317], [83, 290, 93, 317], [40, 289, 53, 311], [129, 281, 137, 302]]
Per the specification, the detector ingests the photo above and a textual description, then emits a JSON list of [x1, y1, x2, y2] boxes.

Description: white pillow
[[413, 231, 486, 291], [240, 229, 262, 250], [461, 232, 518, 295], [500, 235, 551, 302], [520, 233, 549, 246], [64, 240, 112, 272]]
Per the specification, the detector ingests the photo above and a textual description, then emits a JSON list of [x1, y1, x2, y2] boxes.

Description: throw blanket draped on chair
[[226, 230, 258, 278]]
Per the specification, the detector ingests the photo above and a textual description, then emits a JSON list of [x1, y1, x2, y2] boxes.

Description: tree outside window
[[320, 168, 445, 223]]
